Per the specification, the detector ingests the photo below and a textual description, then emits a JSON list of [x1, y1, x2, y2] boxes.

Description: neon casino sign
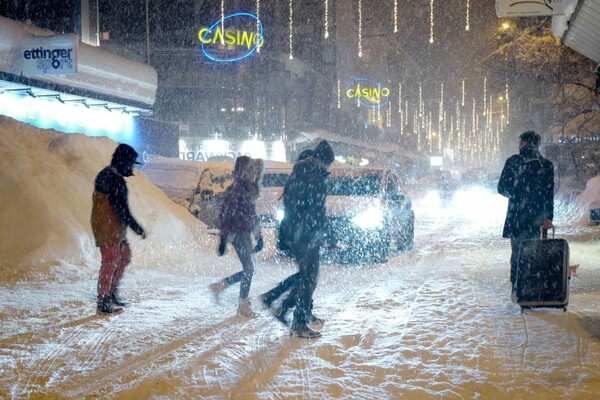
[[346, 78, 390, 108], [198, 13, 264, 62]]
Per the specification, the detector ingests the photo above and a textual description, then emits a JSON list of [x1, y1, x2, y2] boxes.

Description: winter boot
[[209, 279, 229, 302], [109, 293, 127, 307], [97, 297, 124, 314], [237, 297, 257, 318], [290, 323, 321, 339], [270, 306, 289, 326], [308, 313, 325, 326]]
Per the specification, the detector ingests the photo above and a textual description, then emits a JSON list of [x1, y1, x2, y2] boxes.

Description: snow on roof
[[0, 16, 157, 106]]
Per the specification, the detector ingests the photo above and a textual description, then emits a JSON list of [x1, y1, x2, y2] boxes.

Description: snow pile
[[0, 116, 207, 279]]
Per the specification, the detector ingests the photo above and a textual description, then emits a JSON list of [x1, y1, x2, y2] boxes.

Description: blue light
[[346, 78, 390, 109], [201, 13, 264, 63]]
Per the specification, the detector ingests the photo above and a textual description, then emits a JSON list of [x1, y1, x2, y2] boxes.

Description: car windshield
[[262, 173, 289, 188], [327, 173, 381, 196]]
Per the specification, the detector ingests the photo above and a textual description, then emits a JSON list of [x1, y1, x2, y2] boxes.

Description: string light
[[483, 76, 487, 116], [221, 0, 225, 45], [465, 0, 470, 31], [461, 79, 465, 106], [289, 0, 294, 59], [429, 0, 435, 44], [337, 79, 341, 109], [324, 0, 329, 38], [505, 81, 510, 124], [358, 0, 363, 57], [398, 82, 402, 114], [256, 0, 261, 53], [394, 0, 398, 33]]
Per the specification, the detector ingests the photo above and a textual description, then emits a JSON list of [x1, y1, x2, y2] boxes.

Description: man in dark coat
[[497, 130, 554, 294], [279, 140, 335, 338], [92, 143, 146, 314], [261, 149, 326, 326]]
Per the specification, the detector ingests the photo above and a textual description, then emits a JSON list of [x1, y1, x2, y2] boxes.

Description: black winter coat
[[497, 146, 554, 239], [279, 156, 330, 247]]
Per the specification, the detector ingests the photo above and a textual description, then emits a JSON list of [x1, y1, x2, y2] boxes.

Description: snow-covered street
[[1, 120, 600, 399], [2, 190, 600, 399]]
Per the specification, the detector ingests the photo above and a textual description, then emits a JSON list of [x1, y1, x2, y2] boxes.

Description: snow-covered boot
[[109, 293, 127, 307], [97, 297, 124, 314], [237, 297, 257, 318], [209, 279, 229, 302]]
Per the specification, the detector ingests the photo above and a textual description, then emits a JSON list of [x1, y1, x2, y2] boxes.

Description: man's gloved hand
[[254, 234, 264, 253], [218, 235, 227, 256]]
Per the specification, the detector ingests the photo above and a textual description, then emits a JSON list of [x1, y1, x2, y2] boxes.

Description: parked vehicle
[[277, 164, 415, 263]]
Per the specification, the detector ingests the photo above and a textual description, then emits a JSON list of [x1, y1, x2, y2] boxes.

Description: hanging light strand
[[337, 79, 341, 109], [256, 0, 261, 52], [461, 79, 465, 106], [358, 0, 363, 57], [483, 76, 487, 116], [465, 0, 470, 31], [220, 0, 225, 44], [429, 0, 435, 44], [505, 81, 510, 124], [324, 0, 329, 38], [289, 0, 294, 59], [394, 0, 398, 33]]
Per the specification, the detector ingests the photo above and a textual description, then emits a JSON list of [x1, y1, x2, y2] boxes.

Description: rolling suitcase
[[515, 228, 570, 311]]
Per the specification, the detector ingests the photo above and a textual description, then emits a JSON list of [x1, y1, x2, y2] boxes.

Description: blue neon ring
[[346, 78, 390, 108], [201, 12, 264, 63]]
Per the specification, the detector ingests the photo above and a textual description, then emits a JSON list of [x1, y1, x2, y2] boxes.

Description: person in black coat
[[497, 130, 554, 293], [277, 140, 335, 339], [260, 149, 326, 326]]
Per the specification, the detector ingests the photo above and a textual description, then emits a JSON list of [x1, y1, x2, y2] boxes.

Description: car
[[255, 160, 293, 226], [277, 164, 415, 263]]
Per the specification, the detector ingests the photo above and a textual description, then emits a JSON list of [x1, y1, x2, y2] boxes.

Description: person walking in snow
[[273, 140, 335, 339], [210, 156, 264, 317], [91, 143, 146, 314], [261, 148, 328, 327], [497, 130, 554, 297]]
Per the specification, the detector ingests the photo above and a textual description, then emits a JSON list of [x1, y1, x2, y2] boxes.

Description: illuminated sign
[[179, 137, 286, 162], [0, 90, 138, 146], [21, 34, 78, 76], [495, 0, 565, 17], [199, 13, 264, 62], [346, 78, 390, 108]]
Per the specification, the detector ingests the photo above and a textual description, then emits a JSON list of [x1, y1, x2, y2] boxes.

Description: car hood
[[326, 195, 380, 217], [256, 187, 284, 216]]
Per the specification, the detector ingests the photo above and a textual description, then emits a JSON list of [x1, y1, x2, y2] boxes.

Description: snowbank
[[0, 116, 206, 279]]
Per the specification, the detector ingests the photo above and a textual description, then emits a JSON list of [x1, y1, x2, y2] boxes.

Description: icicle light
[[483, 76, 487, 116], [465, 0, 470, 31], [220, 0, 225, 44], [398, 83, 402, 114], [289, 0, 294, 59], [256, 0, 261, 53], [461, 80, 465, 106], [337, 79, 341, 109], [387, 100, 392, 127], [394, 0, 398, 33], [358, 0, 363, 57], [324, 0, 329, 38], [429, 0, 435, 44], [505, 81, 510, 124]]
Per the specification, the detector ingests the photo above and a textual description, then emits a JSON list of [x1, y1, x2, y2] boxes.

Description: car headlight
[[351, 206, 384, 230]]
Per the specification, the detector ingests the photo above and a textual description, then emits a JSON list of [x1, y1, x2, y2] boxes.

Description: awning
[[553, 0, 600, 63]]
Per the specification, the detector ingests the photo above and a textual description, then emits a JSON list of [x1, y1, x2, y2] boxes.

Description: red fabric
[[97, 241, 132, 300]]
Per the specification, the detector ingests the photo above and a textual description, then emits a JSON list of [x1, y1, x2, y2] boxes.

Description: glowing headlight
[[351, 206, 384, 229], [276, 209, 285, 222]]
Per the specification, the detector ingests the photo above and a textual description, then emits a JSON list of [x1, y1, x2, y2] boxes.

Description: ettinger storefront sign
[[346, 78, 390, 108], [198, 13, 264, 62]]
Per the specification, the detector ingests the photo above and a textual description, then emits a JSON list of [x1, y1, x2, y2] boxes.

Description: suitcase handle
[[541, 226, 555, 239]]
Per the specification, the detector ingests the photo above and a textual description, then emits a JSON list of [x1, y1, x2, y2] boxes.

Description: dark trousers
[[224, 233, 255, 299], [291, 243, 320, 327]]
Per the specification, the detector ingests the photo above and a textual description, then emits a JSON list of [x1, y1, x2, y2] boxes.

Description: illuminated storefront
[[179, 137, 286, 162]]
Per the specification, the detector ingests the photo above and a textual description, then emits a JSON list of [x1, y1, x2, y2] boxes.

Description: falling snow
[[1, 117, 600, 399]]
